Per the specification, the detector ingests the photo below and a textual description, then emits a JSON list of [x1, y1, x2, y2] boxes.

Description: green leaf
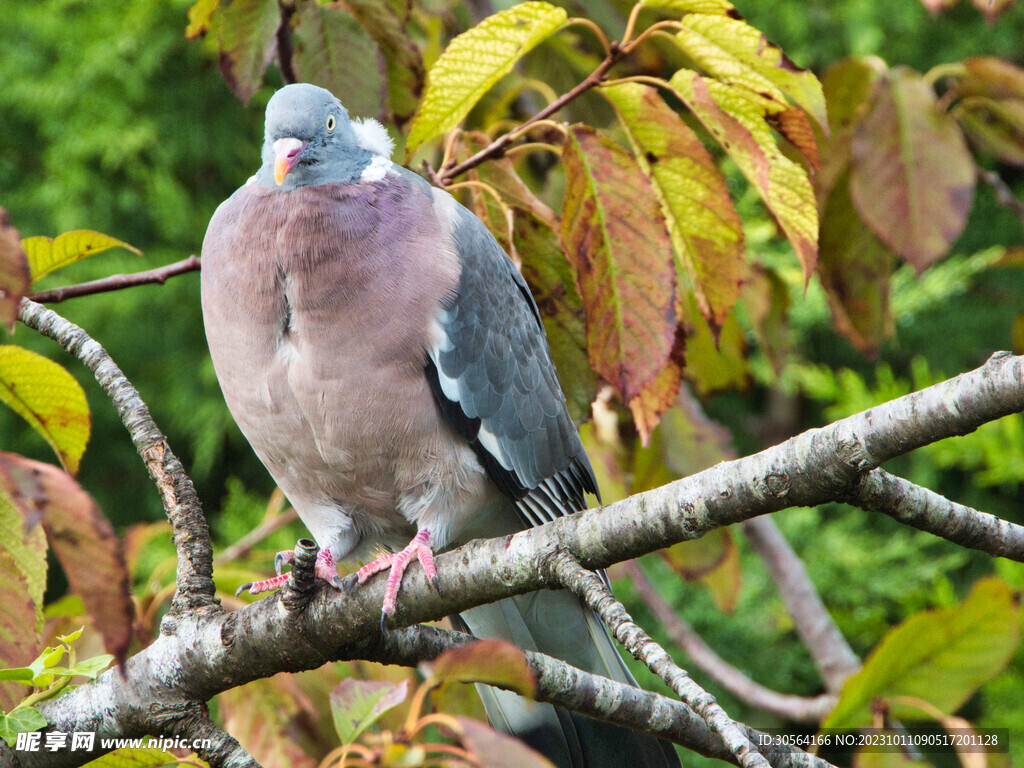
[[0, 346, 90, 474], [216, 0, 279, 105], [0, 453, 133, 665], [344, 0, 425, 124], [850, 68, 976, 272], [0, 668, 33, 682], [330, 678, 408, 746], [669, 70, 818, 281], [0, 706, 47, 747], [405, 2, 568, 155], [640, 0, 737, 14], [603, 82, 745, 329], [673, 13, 828, 132], [0, 486, 46, 704], [824, 578, 1022, 728], [65, 654, 114, 680], [21, 230, 140, 283], [818, 169, 895, 355], [75, 748, 189, 767], [0, 210, 31, 334], [424, 639, 536, 697], [290, 1, 387, 122], [561, 125, 677, 401]]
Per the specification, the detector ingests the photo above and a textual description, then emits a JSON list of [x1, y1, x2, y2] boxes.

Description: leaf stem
[[566, 17, 612, 57]]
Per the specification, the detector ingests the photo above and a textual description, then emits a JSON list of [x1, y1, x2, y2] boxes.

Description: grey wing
[[425, 198, 599, 528]]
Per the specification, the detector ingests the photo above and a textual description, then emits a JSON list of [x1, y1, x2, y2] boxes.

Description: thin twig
[[439, 48, 624, 185], [847, 468, 1024, 559], [17, 299, 218, 616], [28, 256, 201, 304], [741, 517, 861, 692], [619, 560, 836, 723], [978, 169, 1024, 227], [548, 552, 770, 768]]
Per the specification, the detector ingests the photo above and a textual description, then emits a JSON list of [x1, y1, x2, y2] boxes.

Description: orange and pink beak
[[273, 138, 307, 185]]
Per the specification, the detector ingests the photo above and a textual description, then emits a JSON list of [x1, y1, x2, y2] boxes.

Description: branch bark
[[27, 256, 201, 304], [619, 559, 836, 724], [17, 299, 217, 616], [5, 336, 1024, 767]]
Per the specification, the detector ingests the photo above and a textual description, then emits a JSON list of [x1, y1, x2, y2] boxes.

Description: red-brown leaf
[[561, 126, 676, 401], [850, 68, 976, 271], [0, 453, 132, 663]]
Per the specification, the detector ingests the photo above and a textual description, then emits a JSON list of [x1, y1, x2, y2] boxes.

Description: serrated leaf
[[641, 0, 737, 14], [604, 82, 744, 329], [955, 56, 1024, 101], [818, 169, 896, 355], [0, 706, 47, 747], [0, 346, 90, 474], [674, 13, 828, 132], [22, 230, 141, 283], [561, 126, 676, 401], [0, 487, 46, 704], [824, 578, 1021, 728], [457, 717, 557, 768], [424, 639, 535, 696], [219, 675, 322, 768], [216, 0, 279, 104], [850, 68, 976, 272], [669, 71, 818, 281], [0, 453, 133, 665], [345, 0, 424, 124], [405, 2, 568, 155], [0, 210, 30, 334], [330, 678, 409, 746], [291, 1, 387, 122]]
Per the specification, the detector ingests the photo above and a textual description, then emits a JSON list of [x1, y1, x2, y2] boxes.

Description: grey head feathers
[[255, 83, 393, 189]]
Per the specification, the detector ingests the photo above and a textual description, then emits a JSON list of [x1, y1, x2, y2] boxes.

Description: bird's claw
[[235, 582, 254, 598], [356, 530, 438, 630], [236, 548, 338, 598], [274, 550, 295, 576]]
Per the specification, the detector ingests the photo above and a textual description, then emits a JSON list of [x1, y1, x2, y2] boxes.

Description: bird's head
[[257, 84, 393, 189]]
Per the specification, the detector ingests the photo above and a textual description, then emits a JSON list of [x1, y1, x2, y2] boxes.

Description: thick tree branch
[[6, 353, 1024, 767], [741, 518, 861, 691], [17, 299, 217, 615], [27, 257, 201, 304], [619, 560, 836, 724], [547, 553, 768, 768], [846, 468, 1024, 559]]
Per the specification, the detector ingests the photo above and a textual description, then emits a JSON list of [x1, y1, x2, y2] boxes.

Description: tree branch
[[978, 169, 1024, 227], [619, 560, 836, 724], [6, 352, 1024, 767], [27, 257, 201, 304], [741, 517, 861, 691], [17, 299, 217, 615], [846, 467, 1024, 559], [547, 553, 768, 768], [437, 45, 624, 185]]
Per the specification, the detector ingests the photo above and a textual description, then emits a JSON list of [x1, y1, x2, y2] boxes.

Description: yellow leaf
[[22, 230, 140, 283], [0, 347, 90, 474], [405, 2, 567, 156]]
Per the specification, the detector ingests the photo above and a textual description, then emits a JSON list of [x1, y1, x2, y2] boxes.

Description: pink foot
[[356, 530, 439, 629], [237, 547, 339, 596]]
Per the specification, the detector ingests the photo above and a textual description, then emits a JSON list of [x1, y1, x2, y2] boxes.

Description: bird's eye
[[326, 114, 337, 133]]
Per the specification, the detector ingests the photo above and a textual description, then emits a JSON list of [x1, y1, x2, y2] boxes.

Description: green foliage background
[[2, 0, 1024, 761]]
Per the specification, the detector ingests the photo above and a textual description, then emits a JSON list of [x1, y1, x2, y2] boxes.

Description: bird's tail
[[455, 589, 681, 768]]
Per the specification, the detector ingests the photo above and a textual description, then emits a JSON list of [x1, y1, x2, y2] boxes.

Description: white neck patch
[[352, 117, 395, 158]]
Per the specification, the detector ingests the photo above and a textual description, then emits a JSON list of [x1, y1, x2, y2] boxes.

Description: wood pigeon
[[201, 83, 680, 768]]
